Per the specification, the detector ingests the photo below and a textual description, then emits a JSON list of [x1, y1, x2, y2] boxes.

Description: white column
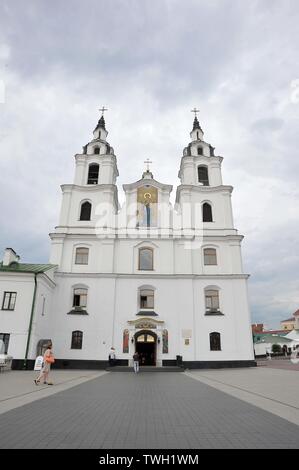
[[74, 155, 86, 185]]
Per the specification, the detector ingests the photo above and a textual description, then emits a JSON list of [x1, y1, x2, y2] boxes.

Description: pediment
[[128, 317, 164, 329]]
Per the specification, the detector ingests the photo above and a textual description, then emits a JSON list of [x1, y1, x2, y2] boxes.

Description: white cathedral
[[0, 111, 255, 369]]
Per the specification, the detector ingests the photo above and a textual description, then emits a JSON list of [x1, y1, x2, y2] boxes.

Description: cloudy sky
[[0, 0, 298, 328]]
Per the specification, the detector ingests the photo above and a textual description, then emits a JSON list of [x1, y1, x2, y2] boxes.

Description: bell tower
[[49, 109, 119, 266], [178, 109, 222, 187]]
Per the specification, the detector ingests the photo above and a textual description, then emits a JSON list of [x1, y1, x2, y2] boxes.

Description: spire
[[192, 116, 203, 133], [190, 108, 204, 141], [94, 114, 106, 133], [98, 115, 106, 130], [93, 106, 108, 133], [92, 107, 109, 141]]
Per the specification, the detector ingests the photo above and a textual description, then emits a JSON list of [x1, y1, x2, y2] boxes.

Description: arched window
[[87, 163, 99, 184], [80, 201, 91, 221], [71, 331, 83, 349], [210, 332, 221, 351], [75, 247, 89, 265], [138, 248, 153, 271], [202, 203, 213, 222], [73, 288, 87, 308], [197, 147, 203, 156], [197, 131, 199, 140], [94, 147, 100, 154], [205, 289, 220, 313], [140, 288, 154, 309], [203, 248, 217, 265], [198, 165, 209, 186]]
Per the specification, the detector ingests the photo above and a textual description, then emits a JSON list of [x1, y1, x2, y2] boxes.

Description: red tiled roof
[[281, 317, 295, 323], [293, 309, 299, 317]]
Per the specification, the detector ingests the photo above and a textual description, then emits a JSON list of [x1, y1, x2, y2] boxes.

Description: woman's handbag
[[45, 355, 55, 364]]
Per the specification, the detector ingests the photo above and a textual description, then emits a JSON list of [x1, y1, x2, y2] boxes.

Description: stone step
[[106, 366, 184, 372]]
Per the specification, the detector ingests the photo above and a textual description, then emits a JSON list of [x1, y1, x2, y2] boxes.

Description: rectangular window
[[71, 331, 83, 349], [0, 333, 10, 354], [140, 290, 154, 309], [73, 288, 87, 308], [2, 292, 17, 310], [75, 248, 89, 265], [139, 248, 153, 270], [204, 249, 217, 266], [205, 290, 220, 311]]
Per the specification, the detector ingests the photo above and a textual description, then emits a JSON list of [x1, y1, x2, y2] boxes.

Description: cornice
[[61, 184, 118, 192], [123, 178, 173, 193], [54, 272, 250, 280], [175, 184, 233, 202], [49, 231, 244, 242]]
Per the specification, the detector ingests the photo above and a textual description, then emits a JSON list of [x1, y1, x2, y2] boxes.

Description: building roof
[[281, 317, 295, 323], [255, 335, 292, 344], [0, 262, 56, 274], [293, 309, 299, 317]]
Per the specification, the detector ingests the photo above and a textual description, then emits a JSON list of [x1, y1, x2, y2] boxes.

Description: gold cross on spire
[[99, 106, 108, 116], [144, 158, 153, 172], [191, 107, 200, 117]]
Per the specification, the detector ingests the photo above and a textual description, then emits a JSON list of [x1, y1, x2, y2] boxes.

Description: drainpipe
[[23, 273, 38, 370]]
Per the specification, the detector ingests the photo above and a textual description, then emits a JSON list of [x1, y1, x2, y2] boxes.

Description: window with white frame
[[138, 248, 154, 270], [203, 248, 217, 265], [140, 289, 154, 309], [73, 288, 87, 309], [205, 290, 220, 312], [75, 247, 89, 265], [2, 292, 17, 311]]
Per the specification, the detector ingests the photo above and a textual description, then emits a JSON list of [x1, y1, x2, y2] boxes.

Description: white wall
[[0, 273, 35, 358], [47, 274, 254, 363]]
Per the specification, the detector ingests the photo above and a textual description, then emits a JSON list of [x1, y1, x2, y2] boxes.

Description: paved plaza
[[0, 366, 299, 449]]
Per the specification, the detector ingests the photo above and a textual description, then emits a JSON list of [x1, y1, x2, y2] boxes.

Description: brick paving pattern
[[0, 372, 298, 449]]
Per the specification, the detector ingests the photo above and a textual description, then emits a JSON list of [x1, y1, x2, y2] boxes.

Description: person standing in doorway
[[108, 347, 116, 367], [34, 343, 54, 385], [133, 351, 140, 373]]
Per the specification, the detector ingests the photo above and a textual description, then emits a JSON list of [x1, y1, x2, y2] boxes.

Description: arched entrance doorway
[[135, 330, 157, 366]]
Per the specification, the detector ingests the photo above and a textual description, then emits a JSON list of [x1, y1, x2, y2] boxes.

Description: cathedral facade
[[0, 113, 255, 369]]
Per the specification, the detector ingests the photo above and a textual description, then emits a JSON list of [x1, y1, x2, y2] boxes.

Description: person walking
[[108, 347, 116, 367], [133, 351, 140, 373], [34, 343, 55, 385]]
